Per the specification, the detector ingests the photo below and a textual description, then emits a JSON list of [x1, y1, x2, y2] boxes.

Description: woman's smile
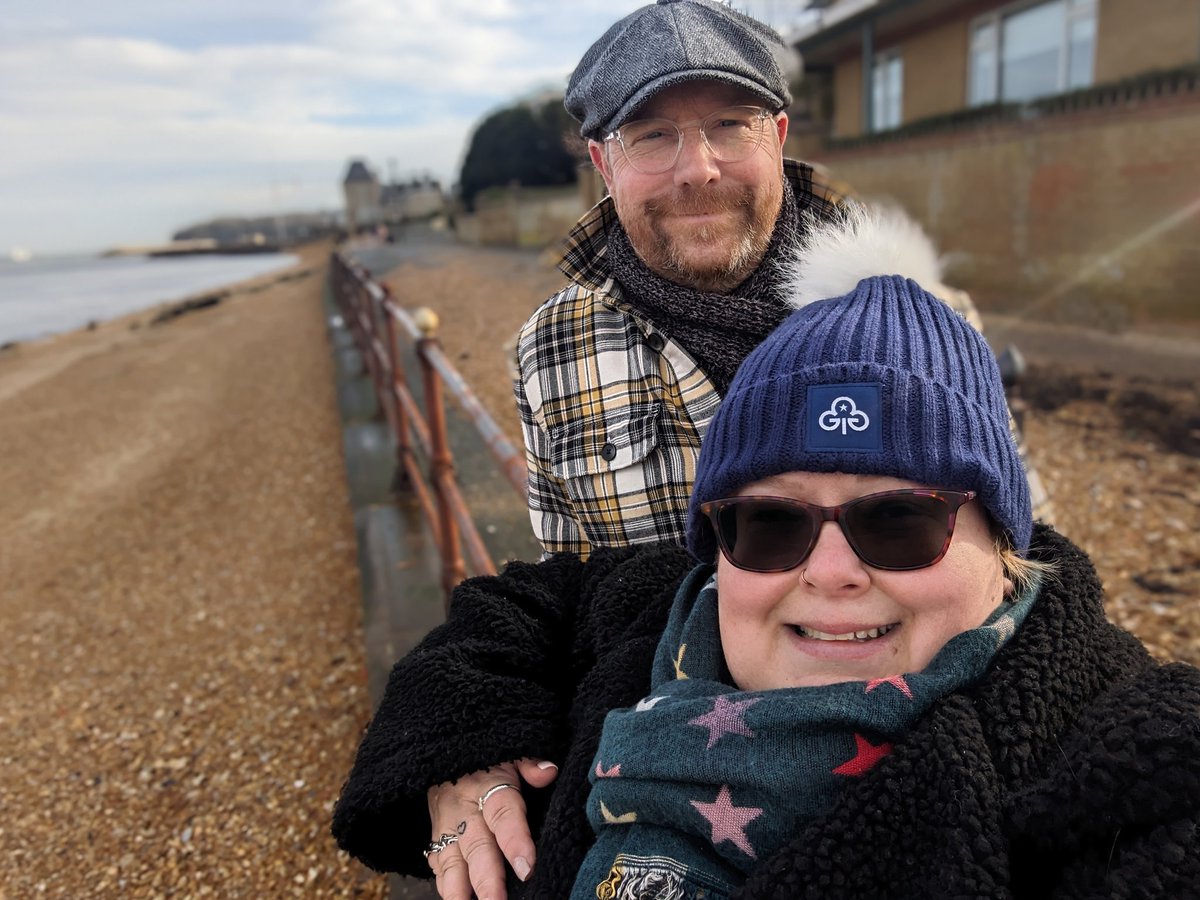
[[790, 622, 899, 641], [785, 620, 901, 664]]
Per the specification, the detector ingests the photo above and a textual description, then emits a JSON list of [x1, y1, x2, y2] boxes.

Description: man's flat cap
[[566, 0, 793, 140]]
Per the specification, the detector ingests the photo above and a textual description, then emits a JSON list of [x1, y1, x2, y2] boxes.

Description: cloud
[[1, 0, 653, 253]]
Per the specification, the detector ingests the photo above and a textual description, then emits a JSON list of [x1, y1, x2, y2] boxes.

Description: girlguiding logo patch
[[806, 384, 882, 452]]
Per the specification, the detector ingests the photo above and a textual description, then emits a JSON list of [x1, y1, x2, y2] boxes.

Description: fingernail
[[536, 760, 558, 770], [514, 856, 532, 881]]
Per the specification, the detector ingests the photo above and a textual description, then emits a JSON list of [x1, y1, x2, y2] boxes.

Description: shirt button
[[647, 332, 665, 351], [600, 442, 617, 462]]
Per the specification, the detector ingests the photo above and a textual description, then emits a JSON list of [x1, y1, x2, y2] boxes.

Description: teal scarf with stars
[[570, 564, 1039, 900]]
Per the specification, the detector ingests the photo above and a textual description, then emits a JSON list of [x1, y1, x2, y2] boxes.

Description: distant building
[[342, 159, 383, 234], [342, 160, 446, 234], [381, 177, 445, 222], [788, 0, 1200, 326]]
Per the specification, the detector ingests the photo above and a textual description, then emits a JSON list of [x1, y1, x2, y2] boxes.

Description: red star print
[[865, 675, 913, 699], [832, 733, 892, 777]]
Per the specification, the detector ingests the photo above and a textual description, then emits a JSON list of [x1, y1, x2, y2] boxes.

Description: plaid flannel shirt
[[514, 160, 1050, 558]]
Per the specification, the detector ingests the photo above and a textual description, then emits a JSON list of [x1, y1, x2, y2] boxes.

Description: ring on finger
[[423, 832, 460, 859], [477, 782, 518, 813]]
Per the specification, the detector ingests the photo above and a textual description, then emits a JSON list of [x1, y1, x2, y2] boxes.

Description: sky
[[2, 1, 811, 257]]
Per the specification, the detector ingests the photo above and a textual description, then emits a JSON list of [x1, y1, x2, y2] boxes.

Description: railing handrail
[[330, 250, 528, 606]]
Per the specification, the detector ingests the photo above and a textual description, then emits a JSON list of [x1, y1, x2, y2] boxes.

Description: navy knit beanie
[[686, 213, 1032, 563]]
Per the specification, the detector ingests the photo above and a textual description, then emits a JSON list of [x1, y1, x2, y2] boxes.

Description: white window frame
[[967, 0, 1097, 107], [870, 50, 904, 132]]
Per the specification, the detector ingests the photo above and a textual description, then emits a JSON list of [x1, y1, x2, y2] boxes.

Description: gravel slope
[[0, 244, 387, 898]]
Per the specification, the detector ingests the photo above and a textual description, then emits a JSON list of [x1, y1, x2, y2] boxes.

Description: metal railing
[[330, 251, 527, 605]]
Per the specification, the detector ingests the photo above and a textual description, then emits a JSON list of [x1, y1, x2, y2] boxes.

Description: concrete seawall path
[[0, 243, 388, 897]]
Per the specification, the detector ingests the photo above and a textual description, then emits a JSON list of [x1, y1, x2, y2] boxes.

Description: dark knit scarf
[[605, 180, 802, 395], [570, 565, 1040, 900]]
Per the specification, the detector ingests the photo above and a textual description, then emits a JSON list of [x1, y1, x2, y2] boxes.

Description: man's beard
[[621, 180, 783, 294]]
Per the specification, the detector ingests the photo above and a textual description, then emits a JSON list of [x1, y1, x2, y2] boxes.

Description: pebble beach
[[0, 243, 387, 897]]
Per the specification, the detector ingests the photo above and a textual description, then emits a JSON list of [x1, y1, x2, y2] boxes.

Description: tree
[[458, 98, 581, 210]]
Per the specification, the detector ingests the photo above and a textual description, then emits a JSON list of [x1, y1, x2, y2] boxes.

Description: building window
[[968, 0, 1096, 106], [871, 52, 903, 132]]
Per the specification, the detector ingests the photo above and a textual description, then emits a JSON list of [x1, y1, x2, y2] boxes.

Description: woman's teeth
[[794, 623, 897, 641]]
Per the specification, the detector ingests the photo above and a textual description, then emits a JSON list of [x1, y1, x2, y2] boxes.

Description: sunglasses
[[701, 489, 977, 573]]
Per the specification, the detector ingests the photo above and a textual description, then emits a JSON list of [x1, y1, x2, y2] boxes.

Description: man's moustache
[[644, 190, 751, 218]]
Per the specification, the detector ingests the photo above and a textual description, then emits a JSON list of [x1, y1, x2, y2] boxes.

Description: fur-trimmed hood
[[786, 205, 957, 311]]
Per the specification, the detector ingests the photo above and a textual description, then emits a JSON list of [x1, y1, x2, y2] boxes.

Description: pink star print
[[690, 785, 762, 859], [832, 733, 893, 777], [595, 761, 621, 778], [865, 675, 913, 699], [688, 695, 759, 749]]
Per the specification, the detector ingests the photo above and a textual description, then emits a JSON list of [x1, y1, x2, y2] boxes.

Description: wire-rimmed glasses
[[603, 105, 774, 175]]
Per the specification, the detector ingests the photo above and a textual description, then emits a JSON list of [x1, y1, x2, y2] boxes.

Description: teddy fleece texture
[[332, 526, 1200, 898]]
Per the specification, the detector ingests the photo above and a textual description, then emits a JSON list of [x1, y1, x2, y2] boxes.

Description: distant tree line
[[458, 97, 584, 211], [174, 212, 340, 246]]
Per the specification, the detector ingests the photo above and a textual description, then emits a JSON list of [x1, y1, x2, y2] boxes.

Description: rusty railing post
[[414, 307, 467, 606]]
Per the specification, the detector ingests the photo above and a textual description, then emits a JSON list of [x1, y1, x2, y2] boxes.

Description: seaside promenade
[[0, 243, 388, 897]]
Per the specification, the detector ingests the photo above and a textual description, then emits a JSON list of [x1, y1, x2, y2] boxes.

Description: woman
[[332, 212, 1200, 899]]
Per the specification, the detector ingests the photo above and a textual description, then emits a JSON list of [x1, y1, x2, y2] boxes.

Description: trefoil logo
[[806, 383, 882, 452], [818, 396, 871, 436]]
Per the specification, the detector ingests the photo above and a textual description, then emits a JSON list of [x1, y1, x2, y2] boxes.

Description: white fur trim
[[785, 205, 944, 309]]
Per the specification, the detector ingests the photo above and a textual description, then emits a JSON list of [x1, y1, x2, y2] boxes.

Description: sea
[[0, 251, 300, 346]]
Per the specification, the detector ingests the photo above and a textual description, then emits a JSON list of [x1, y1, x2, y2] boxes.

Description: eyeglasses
[[604, 105, 774, 175], [701, 489, 977, 573]]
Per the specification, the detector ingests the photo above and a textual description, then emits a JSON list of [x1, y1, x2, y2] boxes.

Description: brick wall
[[1094, 0, 1200, 83], [807, 92, 1200, 327], [900, 16, 972, 123], [455, 184, 582, 249], [832, 57, 863, 138]]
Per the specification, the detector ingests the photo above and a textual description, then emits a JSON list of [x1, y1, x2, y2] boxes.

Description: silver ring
[[801, 569, 814, 586], [477, 782, 517, 813], [423, 832, 459, 860]]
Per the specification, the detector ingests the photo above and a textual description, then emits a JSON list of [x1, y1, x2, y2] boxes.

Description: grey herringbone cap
[[566, 0, 793, 140]]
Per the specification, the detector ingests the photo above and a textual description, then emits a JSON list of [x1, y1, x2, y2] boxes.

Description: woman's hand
[[425, 758, 559, 900]]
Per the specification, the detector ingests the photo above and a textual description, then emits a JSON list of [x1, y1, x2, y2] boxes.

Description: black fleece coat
[[332, 526, 1200, 898]]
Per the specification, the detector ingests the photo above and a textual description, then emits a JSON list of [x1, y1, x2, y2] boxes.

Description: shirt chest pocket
[[546, 403, 662, 481]]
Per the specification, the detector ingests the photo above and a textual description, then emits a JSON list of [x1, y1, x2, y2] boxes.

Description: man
[[516, 0, 1048, 559]]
